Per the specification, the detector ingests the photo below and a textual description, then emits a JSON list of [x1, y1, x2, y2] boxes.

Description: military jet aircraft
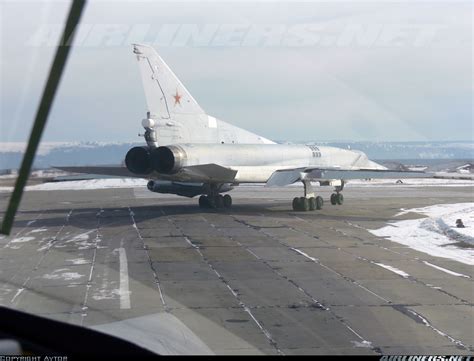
[[59, 44, 424, 211]]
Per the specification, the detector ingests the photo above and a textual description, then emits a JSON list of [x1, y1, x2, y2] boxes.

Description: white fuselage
[[151, 143, 384, 183]]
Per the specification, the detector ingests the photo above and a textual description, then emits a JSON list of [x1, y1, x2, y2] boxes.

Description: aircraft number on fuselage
[[307, 145, 321, 158]]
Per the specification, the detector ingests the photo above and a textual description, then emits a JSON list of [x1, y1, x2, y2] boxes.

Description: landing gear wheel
[[309, 197, 316, 211], [300, 197, 309, 212], [198, 195, 208, 208], [207, 196, 216, 209], [330, 193, 338, 205], [316, 196, 324, 210], [336, 193, 344, 205], [223, 194, 232, 208], [215, 195, 224, 208], [292, 197, 300, 211]]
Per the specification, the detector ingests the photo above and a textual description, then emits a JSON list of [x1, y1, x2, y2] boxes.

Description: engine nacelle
[[146, 180, 204, 198], [125, 146, 152, 174], [150, 145, 187, 174], [147, 180, 233, 198]]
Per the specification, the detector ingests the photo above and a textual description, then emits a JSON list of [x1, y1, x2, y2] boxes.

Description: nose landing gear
[[330, 181, 345, 205], [330, 192, 344, 205]]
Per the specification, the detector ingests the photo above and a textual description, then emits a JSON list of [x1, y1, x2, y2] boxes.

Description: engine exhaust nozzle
[[151, 146, 186, 174], [125, 146, 152, 174]]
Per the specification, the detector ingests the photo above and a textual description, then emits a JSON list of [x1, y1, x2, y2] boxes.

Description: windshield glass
[[0, 0, 472, 356]]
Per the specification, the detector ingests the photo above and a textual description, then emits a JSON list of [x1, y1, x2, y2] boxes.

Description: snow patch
[[28, 227, 48, 234], [374, 263, 410, 278], [92, 288, 120, 301], [346, 178, 473, 188], [43, 269, 84, 281], [290, 247, 318, 262], [10, 236, 35, 243], [0, 178, 147, 193], [29, 178, 147, 191], [351, 340, 373, 348], [422, 261, 470, 278], [0, 177, 471, 194], [66, 258, 90, 265], [405, 308, 466, 348], [370, 203, 474, 265], [11, 288, 24, 302], [37, 239, 54, 252], [64, 230, 97, 249]]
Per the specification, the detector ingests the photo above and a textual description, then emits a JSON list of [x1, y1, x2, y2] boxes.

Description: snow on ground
[[267, 179, 472, 187], [229, 179, 472, 188], [0, 178, 147, 192], [0, 169, 75, 181], [0, 176, 472, 193], [27, 178, 148, 191], [369, 203, 474, 265], [42, 269, 84, 281], [10, 236, 35, 243], [346, 178, 473, 187], [374, 263, 410, 278], [421, 261, 470, 278]]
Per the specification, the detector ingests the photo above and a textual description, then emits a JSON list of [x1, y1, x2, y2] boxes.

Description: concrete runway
[[0, 184, 472, 355]]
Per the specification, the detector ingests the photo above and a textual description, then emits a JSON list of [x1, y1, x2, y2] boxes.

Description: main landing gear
[[199, 194, 232, 209], [292, 179, 345, 212], [198, 184, 233, 210], [292, 195, 324, 211]]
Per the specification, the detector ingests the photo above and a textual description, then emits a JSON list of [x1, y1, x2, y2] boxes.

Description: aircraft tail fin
[[132, 44, 274, 146], [132, 43, 205, 119]]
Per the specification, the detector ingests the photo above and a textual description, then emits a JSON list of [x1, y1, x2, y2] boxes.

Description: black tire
[[208, 196, 216, 209], [336, 193, 344, 205], [301, 197, 309, 212], [215, 195, 224, 208], [330, 193, 337, 205], [223, 194, 232, 208], [309, 197, 316, 211], [198, 195, 208, 208], [316, 196, 324, 210], [292, 197, 300, 211]]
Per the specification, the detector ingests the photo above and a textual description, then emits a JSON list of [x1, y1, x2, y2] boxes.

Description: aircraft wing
[[55, 164, 237, 183], [182, 164, 237, 183], [53, 166, 146, 178], [266, 167, 431, 187]]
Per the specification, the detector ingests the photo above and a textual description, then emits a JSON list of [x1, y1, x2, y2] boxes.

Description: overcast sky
[[1, 0, 472, 143]]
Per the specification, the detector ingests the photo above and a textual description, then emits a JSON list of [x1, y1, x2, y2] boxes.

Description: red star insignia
[[173, 90, 182, 106]]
